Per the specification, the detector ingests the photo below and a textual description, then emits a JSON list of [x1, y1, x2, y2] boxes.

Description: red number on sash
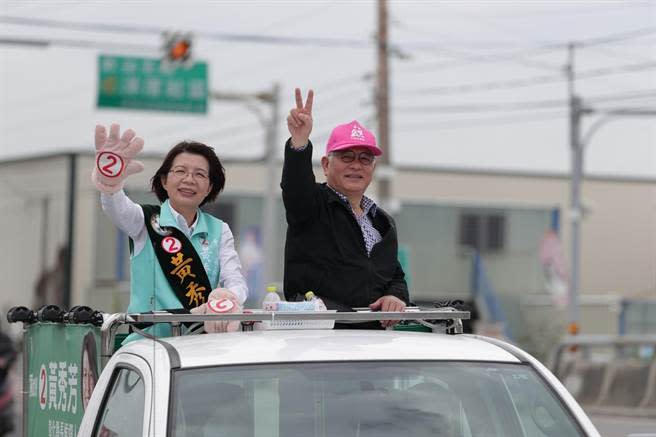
[[161, 236, 181, 253]]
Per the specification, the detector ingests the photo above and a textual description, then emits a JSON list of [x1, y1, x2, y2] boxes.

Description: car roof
[[122, 330, 522, 368]]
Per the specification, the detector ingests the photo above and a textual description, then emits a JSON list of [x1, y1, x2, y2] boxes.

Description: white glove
[[92, 123, 145, 194], [190, 288, 242, 333]]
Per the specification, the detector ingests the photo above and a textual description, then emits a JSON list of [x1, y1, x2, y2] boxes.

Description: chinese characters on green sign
[[97, 55, 208, 113], [25, 324, 101, 437]]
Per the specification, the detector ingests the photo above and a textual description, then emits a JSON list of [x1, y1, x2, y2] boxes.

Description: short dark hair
[[151, 141, 226, 207], [81, 332, 98, 381]]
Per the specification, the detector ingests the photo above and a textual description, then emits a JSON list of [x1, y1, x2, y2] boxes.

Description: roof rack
[[100, 307, 470, 365]]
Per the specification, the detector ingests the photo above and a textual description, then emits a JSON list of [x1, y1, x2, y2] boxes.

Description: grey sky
[[1, 0, 655, 176]]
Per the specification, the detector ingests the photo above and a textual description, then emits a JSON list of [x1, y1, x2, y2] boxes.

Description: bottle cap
[[207, 298, 235, 313], [266, 284, 278, 293], [305, 291, 315, 300]]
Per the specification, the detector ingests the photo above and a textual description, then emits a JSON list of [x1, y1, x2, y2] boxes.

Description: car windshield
[[170, 361, 583, 437]]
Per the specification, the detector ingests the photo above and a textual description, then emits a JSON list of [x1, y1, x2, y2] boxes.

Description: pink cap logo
[[325, 120, 382, 156], [350, 124, 365, 141]]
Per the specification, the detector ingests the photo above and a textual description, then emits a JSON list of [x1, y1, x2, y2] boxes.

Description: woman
[[81, 332, 99, 411], [93, 124, 248, 339]]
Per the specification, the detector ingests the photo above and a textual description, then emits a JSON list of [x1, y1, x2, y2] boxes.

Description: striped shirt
[[328, 185, 382, 256]]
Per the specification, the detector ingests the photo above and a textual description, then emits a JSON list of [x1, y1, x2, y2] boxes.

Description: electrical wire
[[396, 39, 563, 72], [399, 61, 656, 96], [395, 90, 656, 114], [394, 99, 566, 114], [0, 35, 156, 52], [396, 26, 656, 75], [583, 45, 656, 64], [257, 1, 335, 32], [0, 15, 373, 48], [589, 90, 656, 103], [393, 111, 567, 132]]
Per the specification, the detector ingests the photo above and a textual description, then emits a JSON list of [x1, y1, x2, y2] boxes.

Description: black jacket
[[281, 140, 409, 310]]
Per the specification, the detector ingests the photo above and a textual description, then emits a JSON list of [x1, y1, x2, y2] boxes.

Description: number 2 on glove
[[96, 151, 125, 178]]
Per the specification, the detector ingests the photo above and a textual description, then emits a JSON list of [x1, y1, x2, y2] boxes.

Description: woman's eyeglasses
[[168, 167, 209, 182], [331, 150, 375, 166]]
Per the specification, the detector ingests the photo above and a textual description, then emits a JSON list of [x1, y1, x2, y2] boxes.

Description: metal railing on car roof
[[100, 307, 471, 365]]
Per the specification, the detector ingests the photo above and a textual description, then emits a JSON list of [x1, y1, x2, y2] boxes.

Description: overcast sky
[[1, 0, 655, 176]]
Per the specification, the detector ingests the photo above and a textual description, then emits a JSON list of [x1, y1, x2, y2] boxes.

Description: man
[[281, 88, 409, 328]]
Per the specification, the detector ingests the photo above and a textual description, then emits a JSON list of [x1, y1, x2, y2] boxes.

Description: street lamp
[[568, 104, 656, 336], [210, 84, 281, 287]]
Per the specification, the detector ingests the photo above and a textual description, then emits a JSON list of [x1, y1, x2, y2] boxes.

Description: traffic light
[[163, 32, 193, 65]]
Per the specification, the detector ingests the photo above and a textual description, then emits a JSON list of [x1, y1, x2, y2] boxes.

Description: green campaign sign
[[97, 54, 208, 113], [25, 323, 101, 437]]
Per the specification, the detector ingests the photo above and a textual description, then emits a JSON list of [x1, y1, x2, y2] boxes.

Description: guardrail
[[550, 334, 656, 418]]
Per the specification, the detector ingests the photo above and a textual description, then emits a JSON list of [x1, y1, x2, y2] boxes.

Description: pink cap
[[325, 120, 382, 156]]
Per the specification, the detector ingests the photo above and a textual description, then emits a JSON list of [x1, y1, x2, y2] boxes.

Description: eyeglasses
[[331, 150, 375, 166], [168, 167, 209, 182]]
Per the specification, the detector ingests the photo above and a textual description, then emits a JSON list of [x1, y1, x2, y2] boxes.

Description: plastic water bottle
[[262, 284, 281, 311], [305, 291, 327, 311]]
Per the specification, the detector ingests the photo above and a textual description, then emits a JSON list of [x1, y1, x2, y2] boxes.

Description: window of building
[[459, 212, 506, 252]]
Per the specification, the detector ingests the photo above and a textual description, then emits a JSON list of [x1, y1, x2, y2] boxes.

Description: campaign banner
[[25, 323, 101, 437]]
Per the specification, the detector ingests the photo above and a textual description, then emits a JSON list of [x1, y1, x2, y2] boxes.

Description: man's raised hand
[[287, 88, 314, 148], [92, 123, 145, 194]]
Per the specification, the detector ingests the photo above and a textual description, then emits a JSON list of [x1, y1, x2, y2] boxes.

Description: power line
[[257, 2, 335, 32], [394, 111, 566, 132], [200, 2, 338, 81], [403, 40, 562, 72], [399, 71, 560, 95], [395, 89, 656, 114], [394, 93, 656, 128], [5, 14, 655, 55], [399, 61, 656, 96], [595, 106, 656, 114], [583, 45, 656, 64], [579, 60, 656, 78], [216, 45, 319, 80], [0, 35, 155, 52], [394, 99, 565, 114], [0, 15, 373, 48], [396, 26, 656, 75], [588, 89, 656, 103], [496, 2, 654, 18], [579, 26, 656, 48], [186, 119, 264, 143]]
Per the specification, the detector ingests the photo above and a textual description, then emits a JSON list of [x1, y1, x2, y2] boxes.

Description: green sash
[[141, 205, 212, 310]]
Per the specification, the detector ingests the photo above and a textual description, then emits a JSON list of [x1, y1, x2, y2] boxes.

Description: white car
[[78, 311, 600, 437]]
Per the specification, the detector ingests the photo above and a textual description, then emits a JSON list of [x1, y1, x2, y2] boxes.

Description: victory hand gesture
[[92, 123, 145, 194], [287, 88, 314, 148]]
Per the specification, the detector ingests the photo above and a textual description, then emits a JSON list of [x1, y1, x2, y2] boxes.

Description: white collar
[[167, 202, 198, 236]]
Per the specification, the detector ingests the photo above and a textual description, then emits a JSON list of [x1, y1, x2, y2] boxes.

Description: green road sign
[[97, 54, 208, 113]]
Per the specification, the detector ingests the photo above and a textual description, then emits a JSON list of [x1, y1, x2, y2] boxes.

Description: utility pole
[[63, 154, 76, 308], [376, 0, 392, 210], [262, 84, 280, 288], [566, 42, 583, 336], [210, 83, 280, 287], [565, 42, 656, 337]]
